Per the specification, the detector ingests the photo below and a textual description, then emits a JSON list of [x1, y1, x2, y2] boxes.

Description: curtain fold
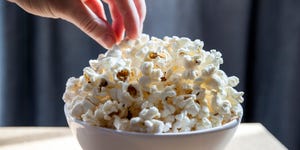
[[2, 4, 35, 125], [0, 1, 4, 126], [2, 3, 105, 126], [250, 0, 300, 147], [0, 0, 299, 149]]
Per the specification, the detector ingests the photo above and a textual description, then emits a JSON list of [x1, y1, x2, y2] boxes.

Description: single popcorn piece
[[63, 34, 244, 133]]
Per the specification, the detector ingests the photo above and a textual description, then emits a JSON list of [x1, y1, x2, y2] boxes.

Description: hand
[[7, 0, 146, 49]]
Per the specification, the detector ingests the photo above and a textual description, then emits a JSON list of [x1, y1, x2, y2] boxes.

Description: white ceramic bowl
[[65, 104, 241, 150]]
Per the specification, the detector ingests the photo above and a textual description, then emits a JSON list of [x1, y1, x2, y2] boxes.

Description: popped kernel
[[116, 69, 130, 82]]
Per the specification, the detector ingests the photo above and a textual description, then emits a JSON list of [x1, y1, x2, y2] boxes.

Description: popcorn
[[63, 34, 244, 133], [139, 106, 160, 120], [173, 111, 196, 132], [128, 106, 165, 133], [195, 117, 212, 130]]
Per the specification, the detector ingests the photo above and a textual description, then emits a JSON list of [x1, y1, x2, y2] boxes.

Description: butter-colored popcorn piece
[[113, 116, 130, 131], [82, 110, 98, 126], [177, 95, 200, 117], [144, 119, 165, 133], [114, 68, 130, 82], [69, 98, 95, 119], [139, 106, 160, 120], [141, 62, 153, 74], [161, 102, 176, 118], [231, 103, 243, 118], [195, 117, 212, 130], [226, 87, 244, 104], [102, 100, 119, 119], [63, 77, 81, 103], [211, 94, 232, 115], [163, 122, 172, 133], [199, 105, 210, 118], [227, 76, 239, 87], [129, 117, 146, 132], [173, 111, 196, 132], [183, 69, 198, 80], [210, 115, 224, 127], [150, 69, 164, 81]]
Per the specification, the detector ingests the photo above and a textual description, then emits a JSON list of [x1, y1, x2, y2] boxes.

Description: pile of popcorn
[[63, 34, 244, 133]]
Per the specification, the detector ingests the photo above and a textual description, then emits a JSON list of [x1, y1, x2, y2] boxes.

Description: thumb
[[61, 1, 116, 49]]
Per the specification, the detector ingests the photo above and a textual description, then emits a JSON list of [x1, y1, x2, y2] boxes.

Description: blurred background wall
[[0, 1, 4, 126], [0, 0, 299, 149]]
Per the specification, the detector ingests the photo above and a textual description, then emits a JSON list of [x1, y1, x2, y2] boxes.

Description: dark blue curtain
[[0, 1, 4, 124], [0, 0, 299, 149]]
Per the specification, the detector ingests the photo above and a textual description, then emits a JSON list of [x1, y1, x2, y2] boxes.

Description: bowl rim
[[65, 104, 241, 137]]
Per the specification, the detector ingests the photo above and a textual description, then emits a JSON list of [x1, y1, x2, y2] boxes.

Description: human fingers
[[133, 0, 146, 30], [82, 0, 107, 20], [7, 0, 58, 18], [62, 1, 116, 49], [110, 0, 140, 39], [103, 0, 125, 42]]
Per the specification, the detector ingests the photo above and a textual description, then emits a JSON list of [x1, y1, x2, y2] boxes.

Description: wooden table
[[0, 123, 287, 150]]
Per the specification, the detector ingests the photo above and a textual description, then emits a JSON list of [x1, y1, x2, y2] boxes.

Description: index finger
[[114, 0, 140, 39], [133, 0, 146, 28]]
